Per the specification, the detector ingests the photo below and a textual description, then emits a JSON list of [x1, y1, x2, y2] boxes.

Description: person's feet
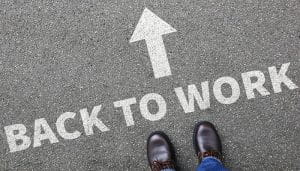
[[193, 121, 222, 162], [147, 131, 176, 171], [147, 121, 222, 170]]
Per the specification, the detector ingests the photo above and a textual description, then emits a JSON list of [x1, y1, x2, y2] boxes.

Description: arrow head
[[130, 8, 177, 43]]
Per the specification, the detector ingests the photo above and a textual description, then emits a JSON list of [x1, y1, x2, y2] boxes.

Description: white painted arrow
[[130, 8, 177, 79]]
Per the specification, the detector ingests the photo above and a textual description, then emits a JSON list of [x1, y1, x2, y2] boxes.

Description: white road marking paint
[[3, 62, 299, 152], [242, 70, 270, 99], [140, 93, 167, 121], [114, 98, 137, 126], [213, 77, 241, 104], [174, 82, 210, 113], [130, 8, 177, 78], [56, 112, 81, 140], [33, 118, 59, 147], [80, 105, 110, 135], [4, 124, 31, 152], [268, 63, 298, 93]]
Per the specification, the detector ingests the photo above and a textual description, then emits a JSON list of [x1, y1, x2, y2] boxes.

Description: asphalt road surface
[[0, 0, 299, 170]]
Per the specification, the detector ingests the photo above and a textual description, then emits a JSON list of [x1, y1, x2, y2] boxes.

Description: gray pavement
[[0, 0, 299, 170]]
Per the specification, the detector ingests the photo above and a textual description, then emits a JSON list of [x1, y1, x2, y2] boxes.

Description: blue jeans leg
[[196, 157, 230, 171]]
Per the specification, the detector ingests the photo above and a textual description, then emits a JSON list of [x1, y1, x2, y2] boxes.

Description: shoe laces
[[151, 160, 175, 171]]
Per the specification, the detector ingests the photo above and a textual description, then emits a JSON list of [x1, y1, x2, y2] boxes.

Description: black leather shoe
[[193, 121, 222, 162], [147, 131, 176, 171]]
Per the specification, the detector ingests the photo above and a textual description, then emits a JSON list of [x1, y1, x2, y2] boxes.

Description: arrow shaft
[[145, 37, 171, 78]]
